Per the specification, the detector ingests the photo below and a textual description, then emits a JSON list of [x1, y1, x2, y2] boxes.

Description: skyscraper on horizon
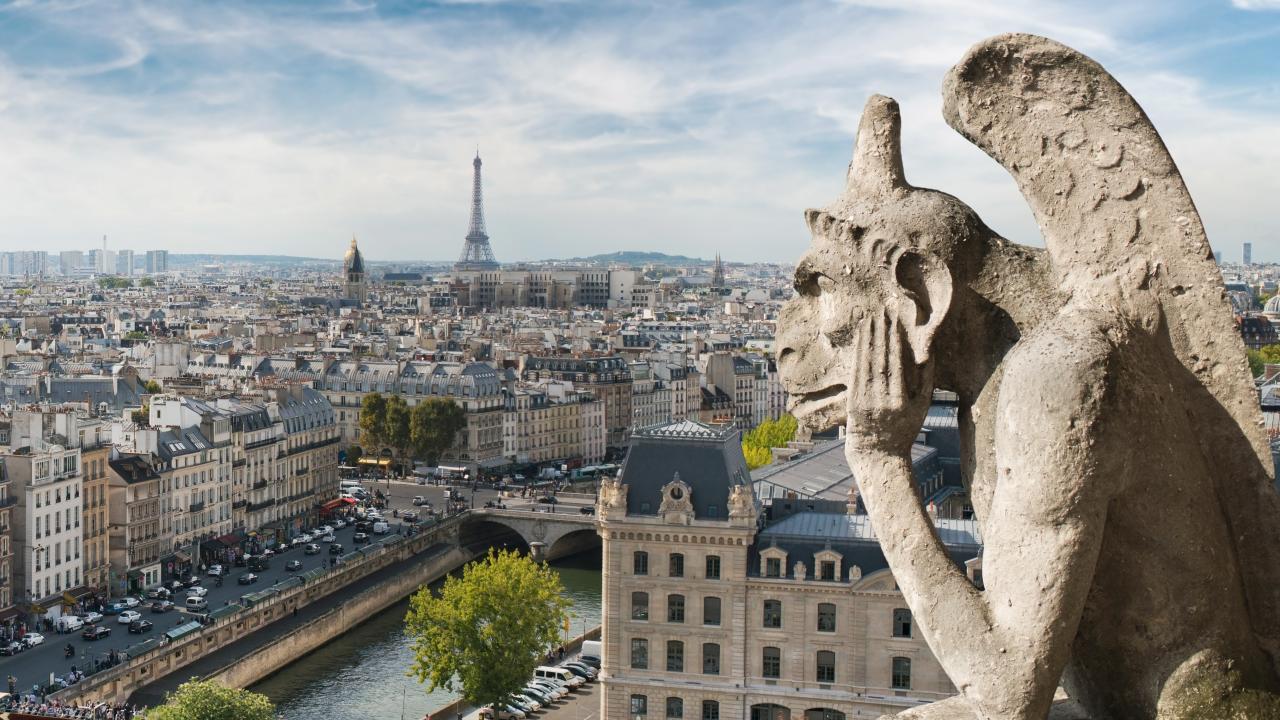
[[454, 152, 500, 272], [1244, 242, 1253, 266]]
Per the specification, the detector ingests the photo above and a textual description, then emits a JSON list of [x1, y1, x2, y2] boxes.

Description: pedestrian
[[293, 607, 298, 619]]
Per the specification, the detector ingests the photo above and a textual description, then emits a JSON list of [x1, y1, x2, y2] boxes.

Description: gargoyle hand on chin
[[845, 309, 934, 456]]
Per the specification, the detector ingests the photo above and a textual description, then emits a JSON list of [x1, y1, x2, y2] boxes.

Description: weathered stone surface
[[776, 33, 1280, 720]]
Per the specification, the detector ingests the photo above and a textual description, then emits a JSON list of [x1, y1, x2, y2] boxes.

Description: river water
[[251, 550, 603, 720]]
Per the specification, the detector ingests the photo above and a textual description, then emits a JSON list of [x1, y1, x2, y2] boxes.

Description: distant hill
[[566, 251, 708, 265]]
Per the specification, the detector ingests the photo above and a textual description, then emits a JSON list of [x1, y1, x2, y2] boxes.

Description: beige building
[[107, 453, 167, 594], [598, 422, 981, 720], [503, 383, 607, 466], [81, 442, 112, 593]]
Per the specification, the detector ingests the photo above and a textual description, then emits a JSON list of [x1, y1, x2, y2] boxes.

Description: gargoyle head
[[778, 95, 988, 434]]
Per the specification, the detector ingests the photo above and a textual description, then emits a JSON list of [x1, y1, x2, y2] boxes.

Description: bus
[[569, 464, 620, 481]]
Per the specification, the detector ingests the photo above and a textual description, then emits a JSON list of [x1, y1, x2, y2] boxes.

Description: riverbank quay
[[45, 514, 470, 708], [427, 625, 603, 720]]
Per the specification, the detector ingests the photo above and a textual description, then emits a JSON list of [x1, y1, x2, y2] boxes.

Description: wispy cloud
[[1232, 0, 1280, 10], [0, 0, 1274, 263]]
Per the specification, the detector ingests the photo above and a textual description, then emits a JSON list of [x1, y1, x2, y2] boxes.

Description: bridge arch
[[459, 510, 599, 561]]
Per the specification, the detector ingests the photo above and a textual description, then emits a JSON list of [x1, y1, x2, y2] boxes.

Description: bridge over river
[[460, 505, 600, 561]]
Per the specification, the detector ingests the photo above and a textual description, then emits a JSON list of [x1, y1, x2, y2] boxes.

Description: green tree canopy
[[143, 679, 275, 720], [358, 392, 389, 450], [143, 379, 162, 393], [411, 397, 467, 465], [406, 549, 570, 713], [139, 276, 156, 287], [741, 414, 799, 470], [1248, 343, 1280, 377], [385, 395, 412, 465]]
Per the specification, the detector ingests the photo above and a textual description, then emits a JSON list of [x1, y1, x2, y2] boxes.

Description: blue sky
[[0, 0, 1276, 264]]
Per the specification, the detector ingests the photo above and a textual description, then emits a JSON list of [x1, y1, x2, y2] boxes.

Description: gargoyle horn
[[846, 94, 908, 195]]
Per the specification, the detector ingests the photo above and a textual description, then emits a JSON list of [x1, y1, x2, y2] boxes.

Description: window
[[703, 596, 721, 626], [632, 592, 650, 621], [669, 553, 684, 578], [891, 657, 912, 690], [765, 557, 782, 577], [820, 561, 836, 581], [702, 643, 720, 674], [817, 603, 836, 633], [666, 640, 684, 672], [667, 594, 685, 623], [705, 555, 721, 580], [892, 608, 913, 638], [762, 646, 781, 679], [631, 639, 649, 669], [816, 651, 836, 683], [763, 599, 782, 628], [702, 701, 719, 720], [666, 698, 684, 719], [632, 695, 649, 718], [634, 551, 649, 575]]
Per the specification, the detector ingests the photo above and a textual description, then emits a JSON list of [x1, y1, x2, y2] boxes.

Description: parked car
[[320, 533, 336, 543], [329, 543, 344, 555], [82, 625, 111, 641], [206, 564, 224, 577], [117, 610, 142, 625], [0, 641, 23, 656], [20, 633, 43, 648], [291, 536, 307, 547], [519, 686, 555, 706], [506, 695, 539, 714], [128, 619, 153, 634], [121, 596, 142, 608], [102, 603, 127, 616], [238, 573, 259, 585], [55, 616, 84, 633], [185, 597, 209, 611], [316, 525, 334, 536], [304, 543, 321, 555], [299, 533, 314, 543], [81, 611, 104, 624], [353, 532, 369, 543], [145, 587, 171, 600], [412, 495, 429, 506], [286, 559, 303, 571], [182, 576, 201, 588], [479, 704, 525, 720], [561, 661, 596, 680], [529, 680, 568, 700], [187, 586, 209, 598], [151, 600, 174, 613]]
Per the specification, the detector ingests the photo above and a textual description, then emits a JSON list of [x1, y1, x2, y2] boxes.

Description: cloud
[[0, 0, 1274, 264], [1232, 0, 1280, 10]]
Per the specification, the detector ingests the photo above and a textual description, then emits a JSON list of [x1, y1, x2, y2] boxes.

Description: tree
[[125, 330, 149, 342], [143, 379, 162, 393], [358, 392, 389, 451], [143, 679, 275, 720], [385, 395, 412, 471], [1248, 343, 1280, 377], [411, 397, 467, 465], [406, 549, 570, 713], [741, 414, 799, 470], [139, 276, 156, 287], [346, 445, 363, 467]]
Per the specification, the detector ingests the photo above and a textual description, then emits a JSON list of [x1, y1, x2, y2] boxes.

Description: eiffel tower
[[455, 151, 500, 272]]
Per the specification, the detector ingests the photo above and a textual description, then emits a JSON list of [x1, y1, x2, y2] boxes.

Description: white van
[[185, 596, 209, 611], [340, 480, 363, 491], [56, 615, 83, 632], [372, 521, 390, 535], [579, 640, 601, 663], [534, 666, 583, 689]]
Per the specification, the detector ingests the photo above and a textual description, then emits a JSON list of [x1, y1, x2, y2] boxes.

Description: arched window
[[763, 599, 782, 628], [891, 656, 912, 690], [667, 594, 685, 623], [632, 592, 649, 621], [892, 608, 913, 638], [666, 698, 684, 719], [701, 701, 719, 720], [816, 650, 836, 683], [702, 643, 720, 675], [804, 710, 845, 720], [666, 640, 684, 672], [630, 639, 649, 669], [751, 705, 791, 720], [762, 646, 781, 679], [703, 596, 721, 626], [632, 695, 649, 719], [817, 603, 836, 633]]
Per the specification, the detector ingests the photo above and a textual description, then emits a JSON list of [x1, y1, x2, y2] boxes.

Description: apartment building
[[524, 356, 633, 452], [0, 461, 13, 623], [630, 362, 673, 430], [143, 395, 234, 559], [5, 444, 85, 621], [503, 382, 607, 466], [106, 454, 166, 595]]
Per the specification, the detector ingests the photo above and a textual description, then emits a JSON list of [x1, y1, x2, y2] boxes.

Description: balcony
[[295, 467, 309, 476], [232, 499, 248, 509], [189, 501, 206, 513], [247, 499, 276, 512], [252, 480, 269, 490], [0, 497, 16, 508]]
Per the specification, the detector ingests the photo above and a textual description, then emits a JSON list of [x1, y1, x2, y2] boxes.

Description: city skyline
[[0, 1, 1276, 263]]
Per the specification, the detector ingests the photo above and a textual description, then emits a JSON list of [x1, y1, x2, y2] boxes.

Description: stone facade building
[[106, 453, 167, 594], [597, 422, 981, 720], [502, 383, 607, 466], [524, 356, 633, 452]]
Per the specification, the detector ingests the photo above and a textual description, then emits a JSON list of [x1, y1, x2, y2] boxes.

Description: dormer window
[[814, 549, 843, 582], [760, 547, 787, 578], [765, 558, 781, 578]]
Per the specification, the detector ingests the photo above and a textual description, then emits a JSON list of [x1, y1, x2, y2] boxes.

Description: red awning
[[342, 497, 358, 504], [321, 499, 345, 511]]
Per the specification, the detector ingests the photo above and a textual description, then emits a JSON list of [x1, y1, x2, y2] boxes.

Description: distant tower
[[1244, 242, 1253, 266], [711, 253, 725, 290], [455, 152, 500, 272], [344, 235, 367, 306]]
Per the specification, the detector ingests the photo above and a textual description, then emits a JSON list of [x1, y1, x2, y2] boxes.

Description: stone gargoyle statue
[[777, 33, 1280, 720]]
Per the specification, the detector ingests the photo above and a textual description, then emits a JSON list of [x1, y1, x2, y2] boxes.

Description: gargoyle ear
[[846, 95, 907, 194], [891, 250, 951, 365]]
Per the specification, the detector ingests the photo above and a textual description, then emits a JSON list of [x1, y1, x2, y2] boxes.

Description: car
[[238, 573, 259, 585], [519, 686, 555, 706], [291, 536, 307, 547], [329, 543, 344, 555], [102, 603, 127, 615], [412, 495, 429, 506], [20, 633, 43, 648], [402, 510, 419, 522], [167, 579, 186, 591], [151, 600, 174, 613], [561, 662, 596, 680], [320, 533, 336, 543], [577, 654, 600, 669], [578, 506, 594, 516], [55, 616, 84, 633], [285, 559, 303, 571], [299, 533, 314, 543], [479, 704, 525, 720], [0, 641, 23, 656], [537, 496, 558, 505], [182, 576, 201, 588], [506, 695, 539, 714], [81, 611, 104, 624], [82, 625, 111, 641], [529, 680, 568, 700], [118, 610, 142, 624], [333, 519, 347, 529], [260, 548, 275, 557], [353, 532, 369, 543], [128, 619, 153, 634], [145, 587, 171, 600], [317, 525, 334, 536], [121, 596, 142, 608], [206, 564, 224, 577], [304, 543, 321, 555], [187, 586, 208, 598]]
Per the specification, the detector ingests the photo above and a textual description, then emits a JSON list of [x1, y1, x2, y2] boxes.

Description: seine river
[[251, 550, 603, 720]]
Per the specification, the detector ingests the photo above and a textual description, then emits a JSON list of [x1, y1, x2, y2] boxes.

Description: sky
[[0, 0, 1277, 264]]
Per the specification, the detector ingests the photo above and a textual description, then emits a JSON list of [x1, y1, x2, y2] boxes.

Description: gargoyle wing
[[942, 32, 1280, 672]]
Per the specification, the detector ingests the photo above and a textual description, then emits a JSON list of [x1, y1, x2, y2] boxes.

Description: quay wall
[[205, 543, 478, 689]]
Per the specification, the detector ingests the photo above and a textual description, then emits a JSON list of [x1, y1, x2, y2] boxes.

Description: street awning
[[165, 621, 202, 640], [216, 533, 242, 547], [321, 498, 345, 511], [358, 458, 390, 466]]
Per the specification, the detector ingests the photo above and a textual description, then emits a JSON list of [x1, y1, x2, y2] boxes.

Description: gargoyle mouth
[[788, 384, 847, 417]]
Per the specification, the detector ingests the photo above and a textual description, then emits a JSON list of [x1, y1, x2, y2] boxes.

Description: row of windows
[[628, 592, 911, 637], [631, 639, 720, 674], [629, 640, 913, 690], [630, 697, 719, 720], [634, 551, 719, 579]]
